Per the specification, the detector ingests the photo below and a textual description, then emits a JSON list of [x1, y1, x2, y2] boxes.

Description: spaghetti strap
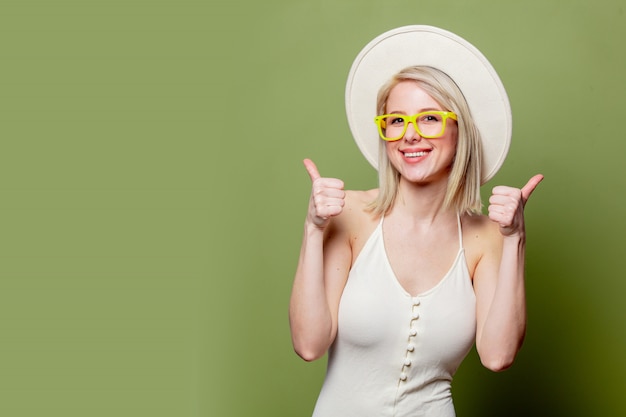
[[456, 213, 463, 250]]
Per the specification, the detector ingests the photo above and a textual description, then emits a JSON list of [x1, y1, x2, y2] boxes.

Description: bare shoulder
[[326, 189, 378, 231], [331, 189, 379, 261], [345, 189, 378, 211], [461, 213, 503, 275], [333, 189, 376, 227]]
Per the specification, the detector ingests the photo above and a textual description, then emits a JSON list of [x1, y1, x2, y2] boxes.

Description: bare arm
[[289, 159, 352, 361], [474, 174, 543, 371]]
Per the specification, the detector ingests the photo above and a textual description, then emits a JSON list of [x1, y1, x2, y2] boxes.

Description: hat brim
[[345, 25, 511, 184]]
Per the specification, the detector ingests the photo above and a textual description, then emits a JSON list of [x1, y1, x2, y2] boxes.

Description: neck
[[392, 176, 455, 224]]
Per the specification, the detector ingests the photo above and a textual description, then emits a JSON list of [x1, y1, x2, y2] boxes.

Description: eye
[[419, 112, 443, 124], [388, 116, 405, 126]]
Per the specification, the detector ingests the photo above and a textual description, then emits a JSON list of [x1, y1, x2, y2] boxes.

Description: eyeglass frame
[[373, 111, 458, 141]]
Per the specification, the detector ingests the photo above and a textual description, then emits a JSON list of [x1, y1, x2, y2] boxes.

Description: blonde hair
[[368, 66, 483, 216]]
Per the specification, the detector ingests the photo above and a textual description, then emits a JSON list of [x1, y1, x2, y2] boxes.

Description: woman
[[289, 26, 543, 417]]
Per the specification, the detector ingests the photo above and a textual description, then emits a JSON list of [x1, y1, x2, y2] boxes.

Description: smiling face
[[383, 80, 458, 185]]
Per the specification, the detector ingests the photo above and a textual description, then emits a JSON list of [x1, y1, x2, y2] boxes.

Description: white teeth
[[404, 151, 428, 158]]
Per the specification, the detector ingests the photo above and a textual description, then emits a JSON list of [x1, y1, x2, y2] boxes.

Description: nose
[[403, 122, 422, 142]]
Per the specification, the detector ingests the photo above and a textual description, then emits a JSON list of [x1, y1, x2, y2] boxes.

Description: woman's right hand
[[303, 158, 346, 230]]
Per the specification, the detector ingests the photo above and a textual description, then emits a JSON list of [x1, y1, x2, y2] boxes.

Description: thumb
[[303, 158, 321, 182], [521, 174, 544, 203]]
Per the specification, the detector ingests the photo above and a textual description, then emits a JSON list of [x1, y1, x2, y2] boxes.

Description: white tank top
[[312, 215, 476, 417]]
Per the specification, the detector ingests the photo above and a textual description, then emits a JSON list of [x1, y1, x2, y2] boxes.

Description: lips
[[401, 149, 431, 158], [403, 151, 429, 158]]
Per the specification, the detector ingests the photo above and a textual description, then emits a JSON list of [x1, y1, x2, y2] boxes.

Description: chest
[[382, 221, 461, 296], [338, 226, 476, 362]]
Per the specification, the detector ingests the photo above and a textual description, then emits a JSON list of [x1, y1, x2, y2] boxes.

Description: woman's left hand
[[488, 175, 544, 237]]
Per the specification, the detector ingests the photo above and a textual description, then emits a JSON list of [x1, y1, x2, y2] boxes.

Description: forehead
[[386, 81, 443, 111]]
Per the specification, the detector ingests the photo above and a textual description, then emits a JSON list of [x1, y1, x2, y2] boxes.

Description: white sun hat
[[345, 25, 511, 184]]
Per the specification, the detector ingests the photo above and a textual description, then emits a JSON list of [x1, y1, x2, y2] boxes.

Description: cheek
[[437, 135, 458, 166], [447, 130, 459, 156], [447, 139, 458, 162], [451, 137, 459, 154]]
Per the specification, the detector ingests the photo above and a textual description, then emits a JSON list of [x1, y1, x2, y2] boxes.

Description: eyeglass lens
[[383, 113, 446, 140]]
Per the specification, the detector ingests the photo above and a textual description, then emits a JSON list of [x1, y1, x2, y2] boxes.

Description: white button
[[400, 373, 407, 381], [412, 312, 420, 320], [407, 344, 415, 352], [409, 329, 417, 337], [412, 298, 421, 306], [404, 358, 412, 366]]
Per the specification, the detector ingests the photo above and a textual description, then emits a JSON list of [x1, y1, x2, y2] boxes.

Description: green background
[[1, 0, 625, 416]]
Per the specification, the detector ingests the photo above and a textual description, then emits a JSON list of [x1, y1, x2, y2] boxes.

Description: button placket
[[400, 297, 421, 383]]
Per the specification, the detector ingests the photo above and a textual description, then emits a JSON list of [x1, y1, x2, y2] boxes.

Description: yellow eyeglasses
[[374, 111, 458, 141]]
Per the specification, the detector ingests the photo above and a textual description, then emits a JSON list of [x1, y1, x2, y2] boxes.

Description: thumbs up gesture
[[303, 159, 346, 229], [488, 174, 544, 237]]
